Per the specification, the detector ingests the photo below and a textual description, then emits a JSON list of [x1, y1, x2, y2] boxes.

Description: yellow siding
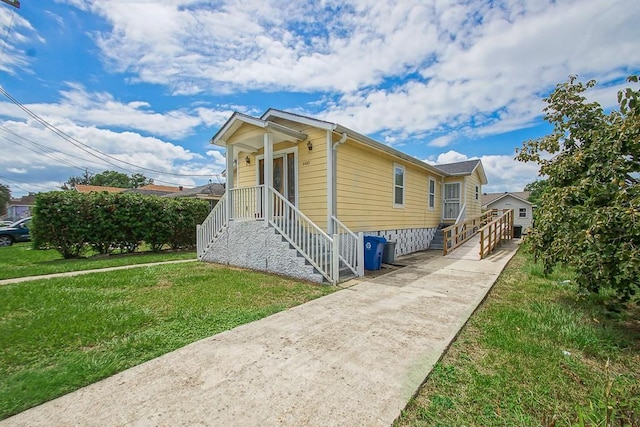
[[464, 169, 483, 218], [227, 123, 264, 145], [335, 140, 443, 232], [231, 123, 328, 230]]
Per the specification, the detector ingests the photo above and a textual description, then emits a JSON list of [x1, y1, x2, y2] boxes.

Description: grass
[[0, 242, 196, 280], [396, 247, 640, 427], [0, 262, 334, 420]]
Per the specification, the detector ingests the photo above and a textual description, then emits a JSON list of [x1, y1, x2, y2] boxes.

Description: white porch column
[[326, 130, 334, 234], [225, 144, 234, 221], [263, 131, 273, 226]]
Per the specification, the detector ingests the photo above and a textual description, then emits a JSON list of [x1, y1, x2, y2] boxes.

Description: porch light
[[245, 155, 251, 165], [307, 141, 313, 151]]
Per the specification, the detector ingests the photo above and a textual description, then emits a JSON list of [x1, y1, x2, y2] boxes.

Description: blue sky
[[1, 0, 638, 197]]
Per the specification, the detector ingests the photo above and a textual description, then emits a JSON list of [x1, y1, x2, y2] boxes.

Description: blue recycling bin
[[364, 236, 386, 270]]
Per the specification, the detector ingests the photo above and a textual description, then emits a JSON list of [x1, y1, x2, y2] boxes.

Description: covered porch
[[197, 113, 364, 284]]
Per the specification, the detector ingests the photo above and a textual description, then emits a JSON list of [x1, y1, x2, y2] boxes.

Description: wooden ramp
[[444, 234, 481, 261]]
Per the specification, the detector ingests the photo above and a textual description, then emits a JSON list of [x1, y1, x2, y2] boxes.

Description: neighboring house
[[482, 191, 533, 232], [75, 185, 127, 194], [197, 109, 488, 283], [125, 184, 186, 196], [163, 183, 225, 209], [5, 194, 36, 220]]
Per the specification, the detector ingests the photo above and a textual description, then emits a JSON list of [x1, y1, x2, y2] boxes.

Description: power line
[[0, 174, 46, 193], [0, 86, 222, 179]]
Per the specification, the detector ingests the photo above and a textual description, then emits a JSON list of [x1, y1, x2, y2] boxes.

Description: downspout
[[327, 131, 347, 235], [331, 132, 347, 222], [332, 132, 347, 151]]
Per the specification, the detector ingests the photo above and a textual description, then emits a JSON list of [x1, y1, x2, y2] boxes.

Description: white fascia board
[[262, 108, 446, 177], [210, 112, 267, 147], [261, 109, 337, 130]]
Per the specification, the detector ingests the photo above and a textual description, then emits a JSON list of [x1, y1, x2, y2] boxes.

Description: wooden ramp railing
[[442, 210, 495, 255], [479, 209, 514, 259]]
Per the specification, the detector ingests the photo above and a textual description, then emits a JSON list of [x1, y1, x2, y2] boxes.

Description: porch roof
[[210, 112, 307, 152]]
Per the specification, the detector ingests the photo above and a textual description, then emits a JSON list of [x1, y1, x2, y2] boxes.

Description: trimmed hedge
[[32, 191, 209, 258]]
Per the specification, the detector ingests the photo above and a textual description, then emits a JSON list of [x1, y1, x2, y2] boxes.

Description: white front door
[[443, 183, 461, 220]]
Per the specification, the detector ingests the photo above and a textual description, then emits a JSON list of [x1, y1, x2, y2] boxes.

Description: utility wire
[[0, 86, 222, 179]]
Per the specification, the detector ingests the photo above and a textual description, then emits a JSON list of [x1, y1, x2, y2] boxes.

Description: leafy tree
[[63, 170, 153, 189], [90, 170, 131, 188], [516, 75, 640, 303], [0, 183, 10, 216], [523, 179, 549, 206], [62, 169, 93, 189], [129, 173, 153, 188]]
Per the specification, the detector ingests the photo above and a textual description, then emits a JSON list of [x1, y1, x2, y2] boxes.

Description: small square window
[[519, 208, 527, 218]]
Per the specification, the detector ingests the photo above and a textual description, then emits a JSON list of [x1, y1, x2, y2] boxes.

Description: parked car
[[0, 217, 32, 246]]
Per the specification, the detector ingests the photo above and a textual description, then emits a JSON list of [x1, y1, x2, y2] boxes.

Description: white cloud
[[0, 7, 44, 75], [7, 167, 26, 174], [427, 135, 453, 148], [427, 150, 540, 193], [0, 117, 225, 194]]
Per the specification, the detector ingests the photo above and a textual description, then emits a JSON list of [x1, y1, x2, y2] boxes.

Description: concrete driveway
[[2, 241, 519, 427]]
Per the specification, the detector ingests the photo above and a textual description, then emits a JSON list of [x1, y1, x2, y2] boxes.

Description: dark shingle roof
[[163, 183, 225, 198], [433, 159, 481, 175]]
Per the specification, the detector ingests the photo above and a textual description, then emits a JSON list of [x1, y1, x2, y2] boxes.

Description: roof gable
[[482, 191, 532, 207]]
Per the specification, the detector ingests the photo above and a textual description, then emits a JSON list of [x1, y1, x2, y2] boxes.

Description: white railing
[[230, 185, 264, 220], [331, 216, 364, 277], [269, 188, 338, 283], [197, 184, 355, 284], [196, 192, 228, 259]]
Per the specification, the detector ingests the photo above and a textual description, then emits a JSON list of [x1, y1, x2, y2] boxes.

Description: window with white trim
[[394, 164, 405, 207], [519, 208, 527, 218], [475, 185, 479, 200], [428, 178, 436, 210]]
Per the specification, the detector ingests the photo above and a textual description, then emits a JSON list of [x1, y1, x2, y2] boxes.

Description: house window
[[428, 178, 436, 210], [443, 182, 461, 219], [394, 164, 405, 207], [519, 208, 527, 218], [475, 185, 479, 200]]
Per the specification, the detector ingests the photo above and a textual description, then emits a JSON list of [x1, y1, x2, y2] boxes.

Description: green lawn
[[0, 243, 196, 280], [0, 262, 334, 420], [396, 248, 639, 426]]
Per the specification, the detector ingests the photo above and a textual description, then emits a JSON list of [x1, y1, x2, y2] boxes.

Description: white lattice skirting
[[364, 227, 438, 257]]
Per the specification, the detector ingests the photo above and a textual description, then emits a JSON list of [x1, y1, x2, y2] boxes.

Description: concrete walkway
[[0, 259, 197, 286], [2, 241, 520, 427]]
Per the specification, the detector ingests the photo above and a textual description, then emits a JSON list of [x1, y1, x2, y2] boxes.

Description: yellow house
[[197, 109, 488, 284]]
